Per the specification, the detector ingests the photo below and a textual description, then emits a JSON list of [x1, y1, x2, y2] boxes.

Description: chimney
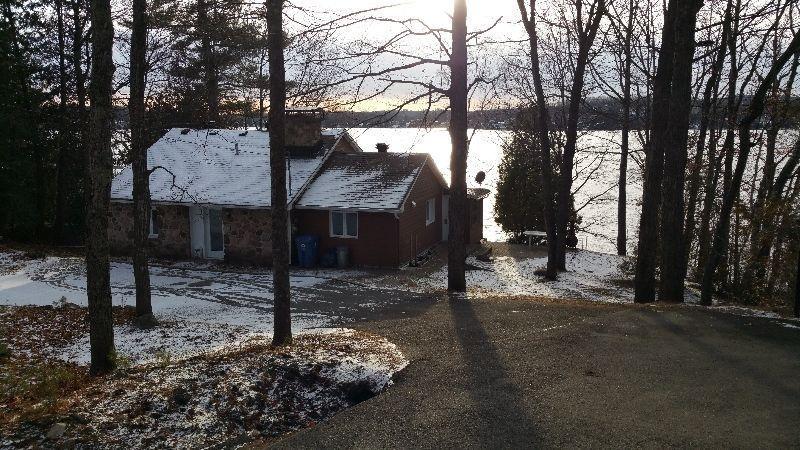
[[376, 143, 389, 153], [285, 108, 324, 148]]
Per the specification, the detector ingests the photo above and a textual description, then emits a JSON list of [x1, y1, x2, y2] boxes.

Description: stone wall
[[222, 208, 273, 265], [109, 203, 191, 259]]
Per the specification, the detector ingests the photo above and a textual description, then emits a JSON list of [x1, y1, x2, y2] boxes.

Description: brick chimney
[[285, 108, 324, 147]]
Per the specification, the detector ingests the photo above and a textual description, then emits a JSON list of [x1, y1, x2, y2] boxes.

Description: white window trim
[[425, 198, 436, 226], [148, 207, 159, 238], [330, 210, 358, 239]]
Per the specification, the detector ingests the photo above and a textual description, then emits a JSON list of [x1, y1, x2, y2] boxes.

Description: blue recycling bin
[[294, 235, 319, 268]]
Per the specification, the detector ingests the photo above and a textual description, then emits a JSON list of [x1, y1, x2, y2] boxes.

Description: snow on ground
[[1, 329, 408, 449], [0, 251, 366, 365], [363, 250, 634, 303]]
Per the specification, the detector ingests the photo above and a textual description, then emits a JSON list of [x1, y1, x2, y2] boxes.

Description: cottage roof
[[295, 152, 444, 212], [110, 128, 351, 208]]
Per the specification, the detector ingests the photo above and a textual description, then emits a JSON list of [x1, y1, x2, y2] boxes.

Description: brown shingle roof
[[295, 152, 433, 212]]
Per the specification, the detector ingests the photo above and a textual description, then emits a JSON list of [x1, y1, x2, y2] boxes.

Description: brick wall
[[222, 208, 273, 265], [398, 162, 445, 264], [293, 209, 400, 267], [109, 203, 191, 259]]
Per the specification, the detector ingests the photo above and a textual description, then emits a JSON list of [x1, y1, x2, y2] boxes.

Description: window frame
[[149, 206, 160, 238], [330, 210, 358, 239], [425, 198, 436, 226]]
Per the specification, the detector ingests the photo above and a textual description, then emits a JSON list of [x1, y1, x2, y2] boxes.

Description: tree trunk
[[86, 0, 116, 375], [72, 0, 87, 120], [54, 0, 70, 244], [700, 31, 800, 305], [267, 0, 292, 345], [198, 0, 219, 124], [657, 0, 703, 302], [683, 0, 732, 278], [742, 141, 800, 297], [617, 0, 633, 257], [259, 51, 266, 130], [130, 0, 153, 323], [556, 0, 605, 270], [795, 240, 799, 318], [517, 0, 558, 280], [696, 125, 723, 278], [447, 0, 468, 292], [634, 0, 678, 303]]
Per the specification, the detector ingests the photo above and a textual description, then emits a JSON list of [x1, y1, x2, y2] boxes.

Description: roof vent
[[239, 130, 248, 137], [376, 143, 389, 153], [180, 128, 191, 135], [235, 143, 240, 155]]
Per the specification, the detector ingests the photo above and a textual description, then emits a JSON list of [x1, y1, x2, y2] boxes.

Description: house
[[109, 109, 485, 268]]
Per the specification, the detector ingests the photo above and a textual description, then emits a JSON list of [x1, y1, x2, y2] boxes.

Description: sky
[[290, 1, 527, 111]]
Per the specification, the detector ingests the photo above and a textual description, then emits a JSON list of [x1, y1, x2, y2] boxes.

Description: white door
[[190, 206, 225, 259], [442, 195, 449, 241], [190, 206, 206, 258], [205, 208, 225, 259]]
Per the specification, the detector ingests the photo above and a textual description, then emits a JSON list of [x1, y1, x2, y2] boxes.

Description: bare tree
[[634, 0, 679, 303], [657, 0, 704, 302], [517, 0, 559, 280], [268, 0, 291, 345], [554, 0, 606, 270], [614, 0, 634, 257], [54, 0, 70, 244], [86, 0, 116, 375], [683, 0, 734, 281], [700, 30, 800, 305], [130, 0, 155, 325], [448, 0, 468, 292]]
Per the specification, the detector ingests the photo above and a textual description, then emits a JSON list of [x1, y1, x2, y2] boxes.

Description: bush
[[494, 108, 581, 242]]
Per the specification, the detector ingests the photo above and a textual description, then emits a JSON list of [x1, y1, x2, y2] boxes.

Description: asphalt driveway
[[272, 296, 800, 449]]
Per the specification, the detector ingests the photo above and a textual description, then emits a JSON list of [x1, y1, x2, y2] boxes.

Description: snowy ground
[[355, 249, 638, 302], [0, 250, 419, 366]]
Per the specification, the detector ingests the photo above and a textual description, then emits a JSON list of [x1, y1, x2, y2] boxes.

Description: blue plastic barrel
[[294, 235, 319, 268]]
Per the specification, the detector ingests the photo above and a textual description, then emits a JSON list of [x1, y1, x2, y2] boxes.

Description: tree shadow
[[639, 308, 800, 399], [447, 293, 541, 447]]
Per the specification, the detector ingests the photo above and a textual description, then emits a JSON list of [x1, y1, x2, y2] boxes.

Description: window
[[330, 211, 358, 238], [149, 207, 160, 238], [425, 198, 435, 226]]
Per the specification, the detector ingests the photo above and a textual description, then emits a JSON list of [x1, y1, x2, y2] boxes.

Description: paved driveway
[[272, 296, 800, 449]]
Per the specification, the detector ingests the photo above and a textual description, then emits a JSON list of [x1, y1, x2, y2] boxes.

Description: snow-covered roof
[[111, 128, 350, 208], [295, 153, 436, 212]]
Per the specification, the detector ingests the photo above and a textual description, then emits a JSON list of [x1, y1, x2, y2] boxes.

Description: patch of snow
[[392, 250, 633, 303], [783, 322, 800, 330], [4, 329, 407, 449], [0, 252, 371, 366]]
